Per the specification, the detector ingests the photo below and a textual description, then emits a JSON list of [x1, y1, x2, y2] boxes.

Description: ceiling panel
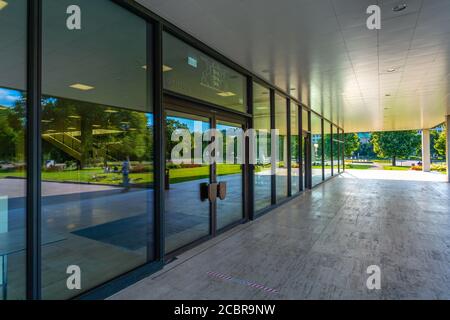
[[137, 0, 450, 132]]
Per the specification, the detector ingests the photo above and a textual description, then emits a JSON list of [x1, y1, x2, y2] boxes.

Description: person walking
[[122, 158, 130, 192]]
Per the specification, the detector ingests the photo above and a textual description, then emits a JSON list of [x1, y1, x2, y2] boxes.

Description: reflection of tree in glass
[[0, 93, 25, 163], [165, 118, 189, 162], [40, 97, 152, 168]]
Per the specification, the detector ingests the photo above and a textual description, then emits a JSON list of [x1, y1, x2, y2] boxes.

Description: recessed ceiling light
[[70, 83, 94, 91], [0, 1, 8, 10], [68, 115, 81, 119], [187, 57, 198, 68], [393, 3, 407, 12], [104, 109, 118, 114], [387, 68, 396, 73], [41, 119, 53, 123], [217, 92, 236, 97]]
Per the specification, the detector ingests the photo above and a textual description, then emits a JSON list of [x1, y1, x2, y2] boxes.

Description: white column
[[422, 129, 431, 172], [446, 115, 450, 182]]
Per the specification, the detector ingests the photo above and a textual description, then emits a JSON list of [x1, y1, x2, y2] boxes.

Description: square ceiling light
[[70, 83, 94, 91], [0, 1, 8, 10], [217, 92, 236, 97]]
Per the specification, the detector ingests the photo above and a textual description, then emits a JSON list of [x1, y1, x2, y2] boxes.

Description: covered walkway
[[110, 171, 450, 300]]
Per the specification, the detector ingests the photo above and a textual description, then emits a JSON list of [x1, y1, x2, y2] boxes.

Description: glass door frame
[[163, 95, 249, 257]]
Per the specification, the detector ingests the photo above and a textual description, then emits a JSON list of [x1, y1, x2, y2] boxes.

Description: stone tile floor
[[110, 171, 450, 300]]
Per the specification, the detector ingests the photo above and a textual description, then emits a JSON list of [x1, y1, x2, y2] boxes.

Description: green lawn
[[382, 165, 410, 171], [345, 164, 373, 170], [0, 164, 242, 186]]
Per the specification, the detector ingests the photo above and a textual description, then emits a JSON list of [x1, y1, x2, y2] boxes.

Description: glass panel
[[290, 105, 300, 195], [42, 0, 152, 299], [163, 32, 247, 113], [311, 114, 323, 187], [324, 122, 332, 179], [333, 126, 340, 174], [275, 94, 288, 201], [302, 108, 309, 132], [253, 83, 272, 212], [216, 121, 243, 230], [165, 111, 210, 253], [0, 0, 27, 300]]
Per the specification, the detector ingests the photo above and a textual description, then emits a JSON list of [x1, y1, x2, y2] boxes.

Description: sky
[[0, 88, 21, 107]]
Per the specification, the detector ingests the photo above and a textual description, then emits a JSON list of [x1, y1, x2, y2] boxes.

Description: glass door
[[164, 101, 247, 254], [164, 110, 211, 254], [215, 119, 245, 231]]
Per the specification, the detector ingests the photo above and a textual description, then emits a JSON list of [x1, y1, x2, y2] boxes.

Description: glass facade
[[0, 0, 343, 299], [311, 113, 323, 187], [41, 0, 153, 299], [0, 0, 27, 300], [290, 104, 300, 195], [253, 83, 272, 212], [163, 32, 247, 113], [275, 94, 288, 202]]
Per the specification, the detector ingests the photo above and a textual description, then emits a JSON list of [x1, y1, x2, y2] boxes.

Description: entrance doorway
[[163, 97, 248, 255]]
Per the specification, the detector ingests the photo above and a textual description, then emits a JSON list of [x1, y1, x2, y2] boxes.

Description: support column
[[422, 129, 431, 172], [446, 115, 450, 183]]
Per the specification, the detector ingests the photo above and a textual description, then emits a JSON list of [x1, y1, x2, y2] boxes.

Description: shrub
[[411, 165, 422, 171], [130, 164, 152, 174], [431, 164, 447, 172]]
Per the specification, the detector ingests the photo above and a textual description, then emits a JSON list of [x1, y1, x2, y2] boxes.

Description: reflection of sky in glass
[[167, 116, 209, 132], [0, 88, 22, 107]]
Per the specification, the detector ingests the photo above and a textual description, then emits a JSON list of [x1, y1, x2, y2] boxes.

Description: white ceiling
[[137, 0, 450, 132]]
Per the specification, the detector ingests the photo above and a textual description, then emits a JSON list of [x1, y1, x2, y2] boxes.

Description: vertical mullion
[[342, 130, 345, 172], [270, 90, 276, 205], [286, 99, 292, 197], [153, 21, 165, 262], [210, 114, 217, 236], [26, 0, 42, 300], [330, 123, 334, 176], [308, 111, 312, 188], [299, 107, 303, 192], [321, 119, 325, 181], [246, 77, 254, 220]]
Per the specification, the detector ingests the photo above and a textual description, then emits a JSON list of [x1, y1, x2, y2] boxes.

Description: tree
[[434, 128, 446, 158], [371, 131, 421, 166], [344, 133, 360, 158], [430, 130, 440, 159]]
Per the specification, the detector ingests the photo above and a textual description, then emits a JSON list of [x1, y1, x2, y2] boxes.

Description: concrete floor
[[110, 171, 450, 300]]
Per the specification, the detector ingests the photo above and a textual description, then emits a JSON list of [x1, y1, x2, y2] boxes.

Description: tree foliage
[[344, 133, 360, 158], [370, 131, 420, 166], [434, 127, 446, 157]]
